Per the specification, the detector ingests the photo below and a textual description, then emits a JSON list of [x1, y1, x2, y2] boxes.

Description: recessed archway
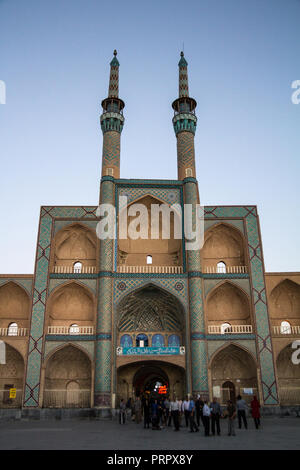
[[210, 343, 258, 404], [51, 223, 97, 272], [201, 223, 246, 271], [0, 343, 24, 408], [43, 344, 92, 408], [269, 279, 300, 321], [276, 343, 300, 405], [206, 281, 252, 327], [46, 282, 95, 331], [118, 195, 182, 267], [116, 360, 186, 405]]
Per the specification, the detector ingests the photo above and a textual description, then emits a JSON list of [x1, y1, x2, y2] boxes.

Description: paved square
[[0, 416, 299, 450]]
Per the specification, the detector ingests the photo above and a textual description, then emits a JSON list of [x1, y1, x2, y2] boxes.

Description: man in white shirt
[[202, 400, 211, 436], [170, 396, 180, 431], [182, 395, 190, 427]]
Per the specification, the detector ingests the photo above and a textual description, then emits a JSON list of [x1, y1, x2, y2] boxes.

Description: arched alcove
[[269, 279, 300, 322], [201, 223, 246, 271], [210, 344, 258, 404], [0, 282, 30, 332], [206, 281, 252, 327], [277, 343, 300, 405], [117, 284, 184, 335], [47, 282, 95, 330], [43, 344, 91, 408], [118, 195, 182, 267], [51, 223, 97, 272], [0, 343, 24, 408]]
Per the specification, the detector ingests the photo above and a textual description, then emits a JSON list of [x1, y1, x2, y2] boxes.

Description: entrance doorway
[[222, 381, 236, 403], [133, 365, 169, 399]]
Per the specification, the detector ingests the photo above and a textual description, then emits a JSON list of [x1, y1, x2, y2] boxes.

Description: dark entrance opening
[[133, 364, 169, 399]]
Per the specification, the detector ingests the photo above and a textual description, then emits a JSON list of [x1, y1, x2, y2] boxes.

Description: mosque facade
[[0, 52, 299, 416]]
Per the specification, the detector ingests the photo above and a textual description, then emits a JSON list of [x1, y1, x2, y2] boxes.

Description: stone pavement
[[0, 416, 299, 450]]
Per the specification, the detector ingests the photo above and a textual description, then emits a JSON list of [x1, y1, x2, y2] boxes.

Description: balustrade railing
[[0, 328, 28, 337], [208, 325, 253, 334], [117, 265, 183, 274], [52, 266, 96, 274], [272, 325, 300, 336], [47, 326, 94, 335], [204, 266, 248, 274]]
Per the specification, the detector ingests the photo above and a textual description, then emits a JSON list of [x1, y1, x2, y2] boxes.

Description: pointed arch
[[46, 281, 96, 326], [0, 281, 31, 321], [205, 280, 252, 325], [269, 279, 300, 320], [51, 222, 97, 272], [209, 343, 258, 404], [43, 343, 92, 408], [201, 222, 247, 271], [117, 283, 185, 333], [118, 194, 182, 268]]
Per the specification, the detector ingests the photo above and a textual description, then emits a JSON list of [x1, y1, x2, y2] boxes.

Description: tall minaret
[[172, 53, 209, 399], [94, 51, 124, 411], [100, 50, 125, 182], [172, 52, 197, 181]]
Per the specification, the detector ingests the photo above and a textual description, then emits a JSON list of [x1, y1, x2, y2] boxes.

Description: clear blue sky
[[0, 0, 299, 274]]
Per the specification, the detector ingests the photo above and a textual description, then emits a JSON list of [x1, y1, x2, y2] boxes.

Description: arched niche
[[206, 281, 252, 326], [47, 282, 95, 327], [269, 279, 300, 322], [210, 344, 258, 404], [117, 284, 184, 333], [0, 282, 30, 330], [51, 223, 97, 271], [0, 343, 25, 408], [118, 195, 182, 267], [276, 343, 300, 405], [201, 223, 246, 270], [43, 344, 91, 408]]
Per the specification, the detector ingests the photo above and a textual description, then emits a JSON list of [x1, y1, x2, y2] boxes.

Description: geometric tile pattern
[[23, 205, 98, 407], [205, 205, 279, 405]]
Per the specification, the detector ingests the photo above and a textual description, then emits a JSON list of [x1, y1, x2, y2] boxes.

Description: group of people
[[119, 394, 261, 436]]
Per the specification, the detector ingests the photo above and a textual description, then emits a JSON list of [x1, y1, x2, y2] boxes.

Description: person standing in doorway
[[202, 400, 211, 436], [236, 395, 248, 429], [250, 395, 261, 429], [210, 397, 222, 436]]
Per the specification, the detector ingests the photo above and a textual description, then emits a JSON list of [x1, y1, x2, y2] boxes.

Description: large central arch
[[116, 361, 186, 405]]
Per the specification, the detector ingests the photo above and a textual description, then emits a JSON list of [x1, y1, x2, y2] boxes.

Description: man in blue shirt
[[189, 395, 199, 432]]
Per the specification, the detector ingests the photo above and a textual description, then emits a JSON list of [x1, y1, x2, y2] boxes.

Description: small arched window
[[73, 261, 82, 274], [146, 255, 152, 265], [217, 261, 226, 273], [69, 324, 80, 335], [136, 334, 148, 347], [280, 321, 291, 335], [221, 322, 232, 334], [8, 322, 18, 336]]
